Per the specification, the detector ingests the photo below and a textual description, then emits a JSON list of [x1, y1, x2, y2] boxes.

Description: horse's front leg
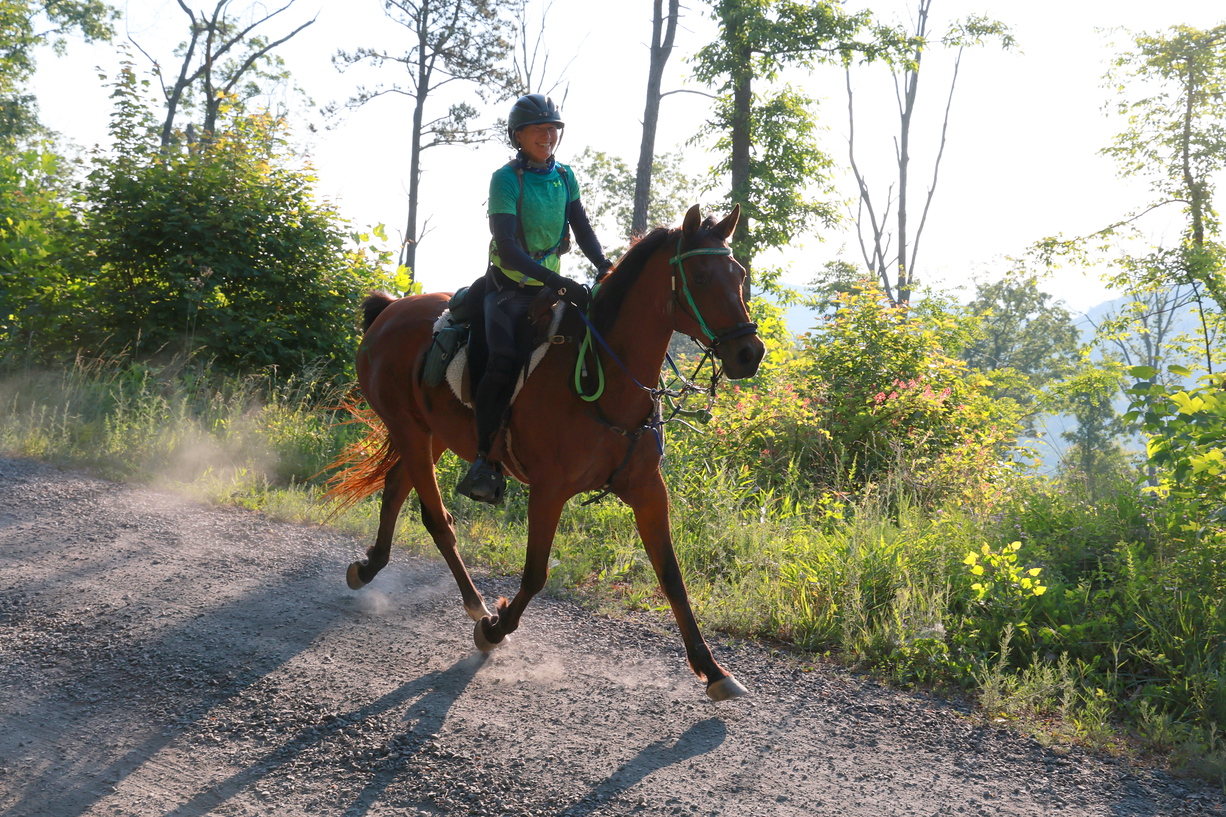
[[473, 488, 565, 651], [621, 470, 747, 701]]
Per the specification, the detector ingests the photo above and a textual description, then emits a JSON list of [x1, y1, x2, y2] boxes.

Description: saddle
[[422, 283, 566, 406]]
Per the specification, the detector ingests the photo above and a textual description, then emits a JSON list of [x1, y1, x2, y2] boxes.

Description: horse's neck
[[601, 255, 675, 396]]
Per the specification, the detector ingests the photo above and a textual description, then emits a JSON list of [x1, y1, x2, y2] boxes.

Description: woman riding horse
[[331, 201, 764, 700], [457, 93, 615, 505]]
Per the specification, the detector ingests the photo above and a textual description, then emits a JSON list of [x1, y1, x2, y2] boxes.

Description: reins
[[569, 232, 755, 505]]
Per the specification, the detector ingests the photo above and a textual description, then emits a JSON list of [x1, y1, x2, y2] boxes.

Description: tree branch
[[909, 42, 960, 275], [659, 88, 719, 100]]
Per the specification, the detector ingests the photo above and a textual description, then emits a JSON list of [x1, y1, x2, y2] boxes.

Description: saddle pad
[[442, 301, 566, 408]]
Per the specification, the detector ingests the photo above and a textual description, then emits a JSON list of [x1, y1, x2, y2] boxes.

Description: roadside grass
[[2, 358, 1224, 785]]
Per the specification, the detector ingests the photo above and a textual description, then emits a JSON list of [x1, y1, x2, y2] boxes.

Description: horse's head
[[670, 204, 765, 380]]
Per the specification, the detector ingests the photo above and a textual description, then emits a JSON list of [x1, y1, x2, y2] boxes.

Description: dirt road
[[1, 456, 1221, 816]]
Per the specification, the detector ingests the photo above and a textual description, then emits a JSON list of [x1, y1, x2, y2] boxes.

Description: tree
[[75, 63, 402, 379], [959, 275, 1081, 435], [1105, 24, 1226, 310], [0, 0, 116, 358], [0, 143, 81, 361], [0, 0, 117, 140], [632, 0, 680, 237], [333, 0, 515, 275], [571, 147, 692, 251], [1045, 360, 1131, 500], [846, 1, 1015, 305], [692, 0, 897, 301], [1089, 281, 1199, 383], [132, 0, 315, 149], [504, 0, 573, 96], [1039, 25, 1226, 370], [962, 276, 1080, 385]]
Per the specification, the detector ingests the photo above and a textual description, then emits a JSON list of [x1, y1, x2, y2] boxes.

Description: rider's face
[[516, 123, 559, 164]]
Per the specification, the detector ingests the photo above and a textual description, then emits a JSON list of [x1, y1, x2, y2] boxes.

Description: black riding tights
[[474, 284, 538, 456]]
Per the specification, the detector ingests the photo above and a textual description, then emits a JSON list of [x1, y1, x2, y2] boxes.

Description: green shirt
[[487, 161, 580, 285]]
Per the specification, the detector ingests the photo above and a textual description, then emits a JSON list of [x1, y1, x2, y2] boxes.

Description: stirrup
[[457, 456, 506, 505]]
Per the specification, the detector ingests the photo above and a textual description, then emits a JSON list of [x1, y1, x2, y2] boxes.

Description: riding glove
[[546, 273, 590, 314]]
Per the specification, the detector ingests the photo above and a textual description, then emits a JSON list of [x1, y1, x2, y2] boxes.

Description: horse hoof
[[473, 619, 507, 653], [706, 675, 748, 701], [346, 562, 368, 591]]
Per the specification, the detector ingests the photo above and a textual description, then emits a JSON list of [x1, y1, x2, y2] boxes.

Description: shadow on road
[[0, 558, 354, 817], [560, 717, 728, 816], [167, 653, 488, 817]]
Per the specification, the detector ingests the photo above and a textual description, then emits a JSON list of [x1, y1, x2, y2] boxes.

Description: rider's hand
[[550, 275, 590, 314], [564, 280, 591, 315]]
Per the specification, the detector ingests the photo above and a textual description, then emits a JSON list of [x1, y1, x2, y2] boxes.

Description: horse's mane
[[588, 227, 673, 332], [588, 217, 719, 333]]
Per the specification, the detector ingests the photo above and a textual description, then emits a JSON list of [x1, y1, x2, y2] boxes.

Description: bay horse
[[326, 204, 765, 700]]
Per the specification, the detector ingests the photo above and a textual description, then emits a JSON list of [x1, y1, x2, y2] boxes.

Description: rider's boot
[[457, 454, 506, 505], [457, 353, 518, 505]]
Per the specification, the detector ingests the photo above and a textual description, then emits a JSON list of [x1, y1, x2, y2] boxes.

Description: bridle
[[668, 236, 758, 349], [567, 231, 761, 505]]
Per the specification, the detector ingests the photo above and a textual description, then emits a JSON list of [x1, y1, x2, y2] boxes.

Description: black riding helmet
[[507, 94, 564, 146]]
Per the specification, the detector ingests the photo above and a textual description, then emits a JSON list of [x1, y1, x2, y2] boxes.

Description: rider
[[456, 93, 615, 505]]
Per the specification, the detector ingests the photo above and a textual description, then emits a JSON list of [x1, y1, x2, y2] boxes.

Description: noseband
[[668, 237, 758, 348]]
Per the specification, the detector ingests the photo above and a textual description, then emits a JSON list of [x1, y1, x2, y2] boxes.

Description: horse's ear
[[682, 204, 701, 237], [713, 204, 740, 242]]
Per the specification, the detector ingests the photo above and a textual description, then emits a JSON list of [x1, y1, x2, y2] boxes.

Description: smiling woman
[[459, 92, 617, 503]]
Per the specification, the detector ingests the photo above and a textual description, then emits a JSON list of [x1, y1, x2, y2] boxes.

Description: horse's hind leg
[[347, 457, 413, 589]]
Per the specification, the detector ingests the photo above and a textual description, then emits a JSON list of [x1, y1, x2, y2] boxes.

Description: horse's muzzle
[[718, 334, 765, 380]]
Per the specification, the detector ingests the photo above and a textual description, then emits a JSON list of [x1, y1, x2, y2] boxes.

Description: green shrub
[[67, 64, 405, 380]]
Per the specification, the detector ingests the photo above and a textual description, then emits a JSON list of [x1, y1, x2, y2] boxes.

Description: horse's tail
[[320, 393, 399, 517], [362, 291, 396, 333]]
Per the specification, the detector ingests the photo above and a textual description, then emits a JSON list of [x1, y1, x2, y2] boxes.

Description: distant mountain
[[782, 301, 821, 338], [1076, 290, 1209, 361]]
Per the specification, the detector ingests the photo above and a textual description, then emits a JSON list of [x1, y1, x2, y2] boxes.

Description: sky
[[31, 0, 1226, 316]]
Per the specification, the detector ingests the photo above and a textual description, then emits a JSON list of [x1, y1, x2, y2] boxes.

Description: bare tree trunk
[[729, 44, 753, 302], [631, 0, 678, 237], [402, 18, 432, 275], [160, 1, 204, 149], [894, 0, 930, 306], [148, 0, 313, 149], [1182, 55, 1205, 250]]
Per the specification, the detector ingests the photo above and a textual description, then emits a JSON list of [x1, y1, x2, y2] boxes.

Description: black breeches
[[483, 285, 539, 363], [474, 284, 539, 455]]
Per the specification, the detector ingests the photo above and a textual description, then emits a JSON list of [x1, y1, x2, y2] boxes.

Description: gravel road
[[1, 455, 1223, 817]]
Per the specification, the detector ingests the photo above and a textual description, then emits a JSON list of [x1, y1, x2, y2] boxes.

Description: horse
[[325, 204, 765, 701]]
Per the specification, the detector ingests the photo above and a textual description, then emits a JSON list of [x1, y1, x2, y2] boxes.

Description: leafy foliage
[[1127, 365, 1226, 547], [704, 84, 836, 264], [792, 284, 1018, 503], [70, 63, 405, 379], [1043, 358, 1132, 496], [0, 143, 81, 359], [0, 0, 117, 139], [960, 274, 1082, 434], [570, 147, 693, 249], [671, 284, 1017, 511]]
